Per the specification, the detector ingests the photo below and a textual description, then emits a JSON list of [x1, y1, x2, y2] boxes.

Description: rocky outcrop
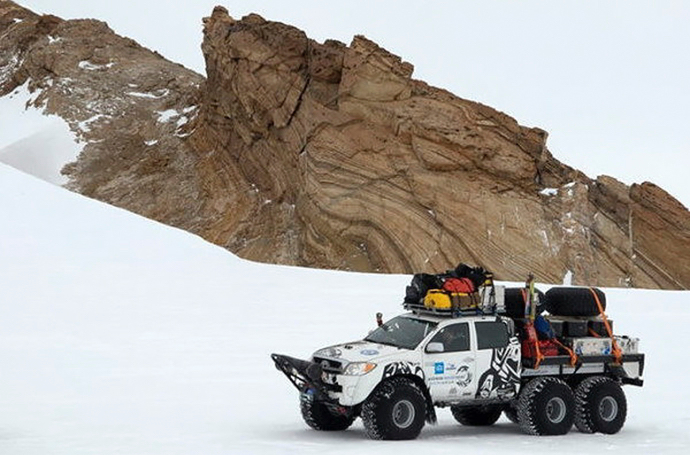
[[186, 6, 689, 288], [0, 0, 204, 228], [2, 2, 689, 289]]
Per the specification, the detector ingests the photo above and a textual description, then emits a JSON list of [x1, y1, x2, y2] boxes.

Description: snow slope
[[0, 83, 81, 185], [1, 163, 689, 454]]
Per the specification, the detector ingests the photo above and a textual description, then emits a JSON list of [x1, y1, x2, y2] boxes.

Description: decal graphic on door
[[475, 338, 520, 399], [455, 365, 473, 388]]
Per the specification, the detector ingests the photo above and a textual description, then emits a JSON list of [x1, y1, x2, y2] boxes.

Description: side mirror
[[426, 342, 444, 353]]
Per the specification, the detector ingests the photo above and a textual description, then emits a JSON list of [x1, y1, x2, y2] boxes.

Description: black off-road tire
[[517, 377, 575, 435], [451, 404, 503, 426], [574, 376, 627, 434], [504, 288, 546, 318], [503, 403, 519, 424], [300, 394, 355, 431], [361, 377, 427, 440], [544, 287, 606, 317]]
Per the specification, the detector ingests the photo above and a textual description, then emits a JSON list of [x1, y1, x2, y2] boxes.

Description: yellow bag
[[424, 289, 479, 311], [424, 289, 452, 310]]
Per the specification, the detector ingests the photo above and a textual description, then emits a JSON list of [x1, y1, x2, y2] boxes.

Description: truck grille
[[312, 356, 343, 374]]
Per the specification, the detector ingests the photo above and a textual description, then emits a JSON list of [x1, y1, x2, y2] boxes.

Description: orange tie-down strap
[[588, 287, 623, 364], [552, 338, 578, 367]]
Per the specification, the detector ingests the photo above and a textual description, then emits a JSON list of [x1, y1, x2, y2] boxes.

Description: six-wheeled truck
[[272, 270, 644, 440]]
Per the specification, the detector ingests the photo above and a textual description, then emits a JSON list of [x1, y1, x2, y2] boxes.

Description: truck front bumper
[[271, 353, 341, 398], [272, 353, 377, 406]]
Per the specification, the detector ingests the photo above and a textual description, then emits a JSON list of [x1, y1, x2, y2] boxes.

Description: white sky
[[20, 0, 690, 208]]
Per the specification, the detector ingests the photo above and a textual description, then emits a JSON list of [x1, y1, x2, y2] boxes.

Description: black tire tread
[[450, 404, 503, 426], [517, 377, 575, 436], [503, 288, 545, 318], [544, 287, 606, 317], [574, 376, 627, 434], [300, 395, 355, 431], [361, 377, 426, 440]]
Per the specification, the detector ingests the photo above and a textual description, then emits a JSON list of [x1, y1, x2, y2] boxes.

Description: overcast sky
[[21, 0, 690, 208]]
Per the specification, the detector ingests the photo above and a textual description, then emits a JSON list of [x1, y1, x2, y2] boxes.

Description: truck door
[[473, 320, 521, 401], [422, 322, 477, 402]]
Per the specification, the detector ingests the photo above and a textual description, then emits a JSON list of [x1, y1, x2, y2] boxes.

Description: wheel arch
[[370, 374, 437, 424]]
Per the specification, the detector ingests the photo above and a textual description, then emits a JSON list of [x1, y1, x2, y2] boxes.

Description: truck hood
[[312, 340, 407, 364]]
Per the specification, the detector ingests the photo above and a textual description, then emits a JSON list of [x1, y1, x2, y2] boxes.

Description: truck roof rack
[[402, 284, 504, 318]]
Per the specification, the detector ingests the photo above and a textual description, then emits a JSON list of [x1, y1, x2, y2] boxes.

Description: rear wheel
[[451, 404, 503, 426], [517, 377, 575, 435], [361, 378, 427, 440], [300, 391, 355, 431], [574, 376, 627, 434]]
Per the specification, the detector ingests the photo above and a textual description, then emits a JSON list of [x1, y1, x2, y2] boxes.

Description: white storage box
[[567, 337, 613, 356], [615, 336, 639, 354]]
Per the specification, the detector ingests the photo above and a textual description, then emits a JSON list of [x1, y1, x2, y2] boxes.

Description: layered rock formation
[[2, 2, 689, 289]]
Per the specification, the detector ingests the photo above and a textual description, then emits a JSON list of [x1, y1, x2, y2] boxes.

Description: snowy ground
[[1, 163, 689, 454], [0, 83, 81, 185]]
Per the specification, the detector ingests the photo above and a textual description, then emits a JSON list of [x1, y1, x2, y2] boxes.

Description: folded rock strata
[[2, 2, 688, 289]]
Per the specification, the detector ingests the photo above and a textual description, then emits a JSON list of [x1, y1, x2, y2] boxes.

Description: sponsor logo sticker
[[434, 362, 445, 374], [360, 349, 379, 356]]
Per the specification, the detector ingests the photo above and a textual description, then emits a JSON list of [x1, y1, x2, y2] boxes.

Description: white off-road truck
[[272, 283, 644, 440]]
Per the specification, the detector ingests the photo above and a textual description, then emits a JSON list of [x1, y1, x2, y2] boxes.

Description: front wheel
[[361, 378, 427, 440], [574, 376, 627, 434], [300, 391, 355, 431]]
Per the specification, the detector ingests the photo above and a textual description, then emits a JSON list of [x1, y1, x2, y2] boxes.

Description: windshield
[[364, 316, 438, 350]]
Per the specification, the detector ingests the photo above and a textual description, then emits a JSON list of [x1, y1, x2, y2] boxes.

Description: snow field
[[0, 163, 689, 454]]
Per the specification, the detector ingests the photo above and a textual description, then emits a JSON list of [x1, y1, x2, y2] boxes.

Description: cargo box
[[615, 336, 639, 354], [545, 316, 589, 337], [566, 337, 613, 356], [589, 318, 614, 337], [564, 320, 588, 337]]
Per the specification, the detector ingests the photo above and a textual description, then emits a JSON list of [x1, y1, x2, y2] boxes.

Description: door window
[[475, 321, 509, 350], [426, 323, 470, 352]]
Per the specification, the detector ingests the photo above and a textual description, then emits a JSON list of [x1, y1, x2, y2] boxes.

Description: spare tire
[[545, 287, 606, 317], [503, 288, 545, 318]]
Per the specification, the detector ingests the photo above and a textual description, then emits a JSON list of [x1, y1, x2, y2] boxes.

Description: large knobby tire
[[517, 377, 575, 435], [544, 287, 606, 317], [503, 288, 546, 318], [451, 404, 504, 426], [300, 393, 355, 431], [574, 376, 627, 434], [361, 377, 427, 440]]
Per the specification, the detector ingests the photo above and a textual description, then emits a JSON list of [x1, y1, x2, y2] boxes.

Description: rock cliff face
[[2, 2, 689, 289]]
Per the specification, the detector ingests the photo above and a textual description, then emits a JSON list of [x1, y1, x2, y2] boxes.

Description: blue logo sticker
[[360, 349, 379, 356], [434, 362, 445, 374]]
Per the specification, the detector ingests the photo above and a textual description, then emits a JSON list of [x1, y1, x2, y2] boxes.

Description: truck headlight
[[343, 362, 377, 376]]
